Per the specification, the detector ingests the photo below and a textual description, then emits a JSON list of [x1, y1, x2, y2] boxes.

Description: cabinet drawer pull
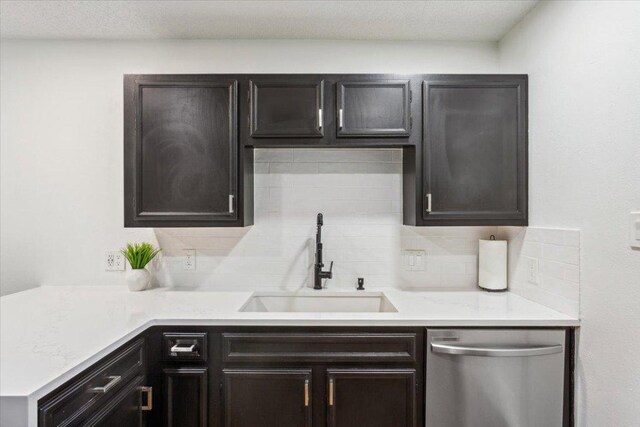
[[318, 109, 323, 129], [426, 193, 432, 213], [140, 386, 153, 410], [304, 379, 309, 407], [329, 378, 334, 406], [89, 375, 121, 394], [171, 343, 196, 354], [338, 109, 344, 129], [229, 195, 235, 214]]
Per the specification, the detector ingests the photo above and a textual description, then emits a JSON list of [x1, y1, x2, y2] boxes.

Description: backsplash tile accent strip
[[152, 148, 497, 291], [501, 226, 580, 317]]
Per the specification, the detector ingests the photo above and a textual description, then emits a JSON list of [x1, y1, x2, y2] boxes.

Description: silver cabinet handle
[[304, 379, 310, 407], [89, 375, 121, 393], [171, 343, 196, 353], [431, 342, 563, 357], [425, 193, 432, 213], [338, 108, 343, 129], [140, 386, 153, 411], [229, 195, 234, 213], [328, 378, 335, 406], [318, 108, 323, 129]]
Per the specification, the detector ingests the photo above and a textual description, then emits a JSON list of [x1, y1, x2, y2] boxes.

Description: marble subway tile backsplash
[[152, 148, 497, 291]]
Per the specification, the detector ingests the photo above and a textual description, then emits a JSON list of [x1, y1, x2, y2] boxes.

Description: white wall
[[502, 226, 581, 318], [0, 39, 499, 295], [499, 1, 640, 425]]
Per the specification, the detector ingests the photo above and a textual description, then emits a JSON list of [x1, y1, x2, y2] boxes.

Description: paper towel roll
[[478, 237, 507, 291]]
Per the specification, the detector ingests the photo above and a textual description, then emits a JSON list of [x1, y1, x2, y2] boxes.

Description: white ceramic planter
[[125, 268, 151, 292]]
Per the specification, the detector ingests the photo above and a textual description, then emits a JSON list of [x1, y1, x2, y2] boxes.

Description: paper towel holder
[[478, 235, 508, 292]]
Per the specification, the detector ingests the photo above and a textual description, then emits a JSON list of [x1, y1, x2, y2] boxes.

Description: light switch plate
[[183, 249, 196, 270], [403, 250, 426, 271], [630, 212, 640, 249], [104, 251, 125, 271]]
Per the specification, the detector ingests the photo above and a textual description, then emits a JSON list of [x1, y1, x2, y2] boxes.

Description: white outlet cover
[[403, 250, 426, 271], [630, 212, 640, 249], [104, 251, 125, 271], [183, 249, 196, 270]]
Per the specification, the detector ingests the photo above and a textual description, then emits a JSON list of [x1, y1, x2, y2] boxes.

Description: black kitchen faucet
[[314, 213, 333, 290]]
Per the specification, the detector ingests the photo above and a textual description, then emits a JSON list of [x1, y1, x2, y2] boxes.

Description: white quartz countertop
[[0, 285, 578, 400]]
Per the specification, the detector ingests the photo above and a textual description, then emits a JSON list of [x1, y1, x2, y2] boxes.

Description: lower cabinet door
[[327, 369, 416, 427], [223, 369, 312, 427], [83, 376, 144, 427], [164, 367, 208, 427]]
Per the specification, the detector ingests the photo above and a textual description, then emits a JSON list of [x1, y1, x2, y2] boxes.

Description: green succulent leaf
[[120, 242, 161, 269]]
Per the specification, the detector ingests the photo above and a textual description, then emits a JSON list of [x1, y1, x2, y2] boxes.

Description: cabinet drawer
[[38, 339, 144, 427], [223, 333, 416, 363], [162, 332, 207, 362]]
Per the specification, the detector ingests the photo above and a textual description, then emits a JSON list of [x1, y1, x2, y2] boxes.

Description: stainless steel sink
[[239, 292, 398, 313]]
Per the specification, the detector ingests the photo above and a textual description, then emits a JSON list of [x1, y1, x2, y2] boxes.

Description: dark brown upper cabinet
[[124, 75, 253, 227], [124, 74, 526, 228], [418, 75, 528, 226], [336, 80, 411, 137], [249, 79, 324, 138]]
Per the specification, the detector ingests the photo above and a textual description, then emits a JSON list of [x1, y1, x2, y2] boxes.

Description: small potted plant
[[121, 242, 161, 291]]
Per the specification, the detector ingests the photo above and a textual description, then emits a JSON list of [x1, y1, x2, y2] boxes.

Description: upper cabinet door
[[249, 79, 324, 138], [422, 76, 528, 225], [124, 77, 239, 227], [336, 80, 411, 137]]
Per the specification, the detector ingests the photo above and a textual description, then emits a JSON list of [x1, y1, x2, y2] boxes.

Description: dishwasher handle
[[431, 342, 563, 357]]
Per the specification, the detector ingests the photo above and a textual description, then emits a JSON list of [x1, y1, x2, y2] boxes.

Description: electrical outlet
[[527, 257, 538, 284], [183, 249, 196, 270], [104, 251, 125, 271], [403, 250, 426, 271]]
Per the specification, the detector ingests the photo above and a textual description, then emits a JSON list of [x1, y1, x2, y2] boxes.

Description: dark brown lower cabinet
[[223, 369, 312, 427], [327, 369, 416, 427], [163, 367, 208, 427]]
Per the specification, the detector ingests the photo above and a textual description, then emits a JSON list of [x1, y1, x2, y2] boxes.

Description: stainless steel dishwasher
[[426, 329, 566, 427]]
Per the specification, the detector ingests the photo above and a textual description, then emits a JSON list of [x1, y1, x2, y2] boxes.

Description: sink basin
[[239, 292, 398, 313]]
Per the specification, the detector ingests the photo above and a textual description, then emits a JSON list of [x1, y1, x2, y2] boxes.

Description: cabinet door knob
[[338, 109, 344, 129], [304, 379, 310, 407], [318, 109, 323, 129], [426, 193, 432, 213]]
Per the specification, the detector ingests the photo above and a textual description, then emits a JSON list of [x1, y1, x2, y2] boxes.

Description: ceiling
[[0, 0, 538, 42]]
